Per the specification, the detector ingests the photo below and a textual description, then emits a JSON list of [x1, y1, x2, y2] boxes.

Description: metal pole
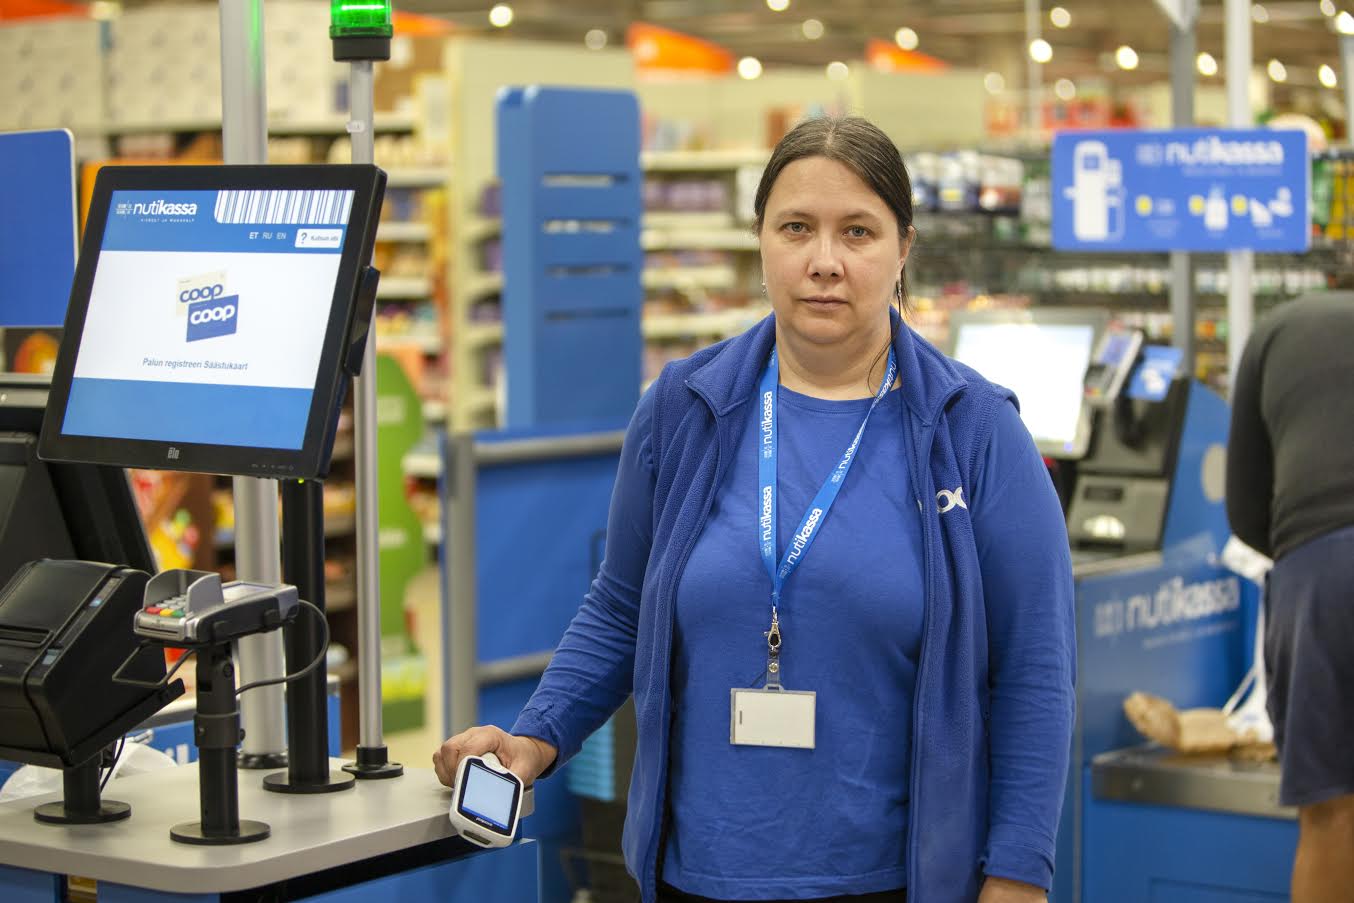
[[1169, 7, 1198, 373], [1025, 0, 1042, 138], [445, 434, 478, 737], [349, 61, 387, 756], [1225, 0, 1254, 390], [220, 0, 287, 767], [1341, 35, 1354, 137]]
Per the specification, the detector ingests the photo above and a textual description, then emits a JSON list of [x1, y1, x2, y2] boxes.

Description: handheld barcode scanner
[[448, 752, 524, 848]]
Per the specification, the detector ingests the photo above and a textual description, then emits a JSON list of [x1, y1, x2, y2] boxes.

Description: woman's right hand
[[432, 724, 558, 788]]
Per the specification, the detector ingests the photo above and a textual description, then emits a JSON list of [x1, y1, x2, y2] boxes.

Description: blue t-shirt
[[662, 384, 924, 900]]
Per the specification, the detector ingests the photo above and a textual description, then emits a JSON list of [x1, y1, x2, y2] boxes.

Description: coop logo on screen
[[114, 199, 199, 218], [177, 271, 239, 342]]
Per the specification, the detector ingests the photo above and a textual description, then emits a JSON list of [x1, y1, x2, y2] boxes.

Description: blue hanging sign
[[0, 129, 77, 327], [1052, 128, 1310, 253]]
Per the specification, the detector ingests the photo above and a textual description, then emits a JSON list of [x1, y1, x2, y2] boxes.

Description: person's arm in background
[[973, 402, 1077, 902], [1225, 324, 1275, 558], [434, 390, 657, 786]]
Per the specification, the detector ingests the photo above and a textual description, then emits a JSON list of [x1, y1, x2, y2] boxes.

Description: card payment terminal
[[133, 570, 298, 646], [448, 752, 524, 849]]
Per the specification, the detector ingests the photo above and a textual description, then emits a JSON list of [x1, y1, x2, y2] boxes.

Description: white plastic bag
[[0, 736, 177, 803]]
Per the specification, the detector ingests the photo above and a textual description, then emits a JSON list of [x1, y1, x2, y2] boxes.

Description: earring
[[761, 282, 767, 296]]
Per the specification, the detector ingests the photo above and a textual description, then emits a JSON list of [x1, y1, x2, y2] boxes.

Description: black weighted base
[[343, 760, 404, 780], [262, 769, 356, 794], [343, 745, 403, 780], [34, 799, 131, 825], [170, 818, 270, 845], [238, 752, 288, 770]]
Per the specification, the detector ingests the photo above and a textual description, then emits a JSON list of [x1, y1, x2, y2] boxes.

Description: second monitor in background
[[949, 308, 1108, 461]]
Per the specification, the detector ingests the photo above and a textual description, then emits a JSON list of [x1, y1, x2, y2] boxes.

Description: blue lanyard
[[756, 344, 897, 630]]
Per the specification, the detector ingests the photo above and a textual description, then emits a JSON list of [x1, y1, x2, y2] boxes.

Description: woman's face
[[759, 155, 914, 351]]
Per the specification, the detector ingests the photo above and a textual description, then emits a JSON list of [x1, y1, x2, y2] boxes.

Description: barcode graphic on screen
[[213, 190, 355, 225]]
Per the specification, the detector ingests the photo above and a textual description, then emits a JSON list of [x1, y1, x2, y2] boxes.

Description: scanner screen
[[461, 761, 517, 832]]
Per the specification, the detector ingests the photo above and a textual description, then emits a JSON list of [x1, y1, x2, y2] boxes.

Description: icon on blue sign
[[1068, 140, 1126, 243]]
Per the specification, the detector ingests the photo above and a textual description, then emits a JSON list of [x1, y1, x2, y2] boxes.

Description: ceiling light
[[584, 28, 607, 50], [895, 27, 919, 50], [826, 60, 849, 81], [1116, 45, 1139, 70], [1029, 39, 1053, 64], [488, 3, 513, 27], [766, 0, 790, 11], [1338, 11, 1354, 32], [1251, 3, 1270, 23], [984, 72, 1006, 94], [802, 18, 825, 40], [1197, 51, 1218, 76], [1050, 6, 1071, 28], [1321, 0, 1336, 16], [1320, 63, 1339, 87], [1267, 58, 1287, 82], [635, 38, 659, 61], [1055, 78, 1076, 100], [738, 56, 763, 80]]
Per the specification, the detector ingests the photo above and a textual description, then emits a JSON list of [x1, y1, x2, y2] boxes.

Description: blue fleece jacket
[[512, 313, 1077, 903]]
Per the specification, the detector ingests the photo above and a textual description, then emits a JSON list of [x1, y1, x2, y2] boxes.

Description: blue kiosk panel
[[497, 87, 643, 431]]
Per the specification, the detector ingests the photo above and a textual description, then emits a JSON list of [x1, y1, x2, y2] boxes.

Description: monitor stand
[[170, 642, 269, 845], [33, 754, 131, 825]]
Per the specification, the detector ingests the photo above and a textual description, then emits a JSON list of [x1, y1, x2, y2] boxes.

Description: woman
[[434, 116, 1075, 903]]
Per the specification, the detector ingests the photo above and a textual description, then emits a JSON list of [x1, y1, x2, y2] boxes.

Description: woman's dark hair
[[752, 115, 915, 314]]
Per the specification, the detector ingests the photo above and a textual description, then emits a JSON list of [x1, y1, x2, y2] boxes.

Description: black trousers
[[658, 882, 906, 903]]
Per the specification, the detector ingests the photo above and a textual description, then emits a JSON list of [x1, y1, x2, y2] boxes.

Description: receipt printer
[[0, 559, 177, 768]]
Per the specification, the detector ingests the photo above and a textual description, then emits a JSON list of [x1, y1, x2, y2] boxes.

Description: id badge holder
[[730, 619, 816, 749], [730, 686, 816, 748]]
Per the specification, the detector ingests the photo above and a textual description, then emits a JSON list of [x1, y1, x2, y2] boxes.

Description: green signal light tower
[[330, 1, 393, 61]]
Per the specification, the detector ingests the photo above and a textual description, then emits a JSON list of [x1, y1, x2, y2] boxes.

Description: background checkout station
[[948, 309, 1291, 903], [0, 156, 540, 903]]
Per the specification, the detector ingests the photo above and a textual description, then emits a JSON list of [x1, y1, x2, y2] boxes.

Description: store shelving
[[422, 399, 448, 424], [640, 148, 768, 172], [463, 322, 505, 349], [386, 168, 451, 189], [641, 227, 759, 252], [376, 222, 434, 243], [375, 277, 435, 300], [643, 265, 739, 291], [377, 332, 443, 355], [402, 440, 442, 480], [97, 112, 418, 136]]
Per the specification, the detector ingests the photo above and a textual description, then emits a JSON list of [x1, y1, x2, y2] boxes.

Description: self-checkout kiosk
[[0, 162, 537, 902], [950, 310, 1282, 903]]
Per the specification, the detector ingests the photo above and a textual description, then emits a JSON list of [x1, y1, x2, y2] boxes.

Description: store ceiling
[[392, 0, 1349, 85], [97, 1, 1350, 87]]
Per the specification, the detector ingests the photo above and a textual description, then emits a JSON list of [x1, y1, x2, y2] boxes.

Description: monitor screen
[[39, 165, 384, 479], [460, 760, 518, 833], [950, 310, 1106, 459]]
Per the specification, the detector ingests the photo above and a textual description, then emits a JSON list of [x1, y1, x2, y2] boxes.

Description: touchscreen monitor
[[949, 309, 1107, 460], [39, 165, 384, 479]]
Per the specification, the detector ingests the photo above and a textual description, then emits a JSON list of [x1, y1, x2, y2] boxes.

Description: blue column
[[497, 86, 643, 430]]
